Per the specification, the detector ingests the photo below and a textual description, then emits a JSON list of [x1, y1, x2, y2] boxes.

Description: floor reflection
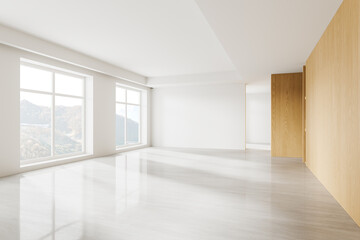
[[0, 148, 359, 240], [17, 153, 146, 240]]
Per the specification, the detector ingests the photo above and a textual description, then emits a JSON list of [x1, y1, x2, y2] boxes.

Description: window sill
[[20, 153, 93, 168]]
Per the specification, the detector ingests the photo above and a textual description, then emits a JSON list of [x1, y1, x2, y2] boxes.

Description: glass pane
[[116, 87, 126, 102], [20, 92, 52, 160], [126, 105, 140, 144], [20, 65, 52, 92], [55, 73, 83, 97], [116, 104, 125, 147], [55, 96, 83, 156], [127, 90, 140, 104]]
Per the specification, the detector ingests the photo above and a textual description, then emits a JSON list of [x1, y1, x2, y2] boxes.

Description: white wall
[[0, 44, 19, 177], [0, 44, 151, 178], [152, 83, 246, 150], [246, 80, 271, 149]]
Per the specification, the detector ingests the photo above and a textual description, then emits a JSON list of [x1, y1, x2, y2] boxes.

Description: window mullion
[[51, 72, 55, 157], [124, 90, 127, 145], [139, 92, 142, 144], [82, 79, 86, 153]]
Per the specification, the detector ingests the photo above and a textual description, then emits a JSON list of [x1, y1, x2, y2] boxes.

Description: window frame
[[20, 61, 87, 165], [115, 85, 142, 149]]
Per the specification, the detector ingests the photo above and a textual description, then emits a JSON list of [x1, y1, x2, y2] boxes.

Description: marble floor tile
[[0, 148, 359, 240]]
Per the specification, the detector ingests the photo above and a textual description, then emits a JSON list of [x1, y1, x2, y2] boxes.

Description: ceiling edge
[[148, 71, 244, 88], [0, 24, 147, 85]]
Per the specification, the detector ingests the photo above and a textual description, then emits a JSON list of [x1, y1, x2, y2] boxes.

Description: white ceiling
[[0, 0, 343, 82], [194, 0, 343, 81], [0, 0, 235, 77]]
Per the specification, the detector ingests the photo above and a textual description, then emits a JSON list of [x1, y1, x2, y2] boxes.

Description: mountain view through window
[[116, 87, 141, 147], [20, 64, 85, 161]]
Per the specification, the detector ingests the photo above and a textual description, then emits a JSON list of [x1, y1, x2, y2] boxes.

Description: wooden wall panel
[[302, 66, 306, 163], [271, 73, 303, 158], [306, 0, 360, 226]]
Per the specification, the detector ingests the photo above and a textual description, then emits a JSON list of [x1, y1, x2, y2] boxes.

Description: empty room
[[0, 0, 359, 239]]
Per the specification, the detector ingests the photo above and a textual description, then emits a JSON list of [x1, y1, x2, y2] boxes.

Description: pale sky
[[20, 65, 83, 107], [21, 65, 140, 122]]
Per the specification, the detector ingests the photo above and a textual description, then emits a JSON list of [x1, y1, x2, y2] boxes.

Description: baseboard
[[246, 143, 271, 150]]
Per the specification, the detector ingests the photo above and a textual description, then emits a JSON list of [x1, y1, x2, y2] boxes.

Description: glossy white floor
[[0, 148, 359, 240]]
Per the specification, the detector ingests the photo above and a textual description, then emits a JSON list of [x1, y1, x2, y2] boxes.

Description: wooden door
[[271, 73, 303, 157]]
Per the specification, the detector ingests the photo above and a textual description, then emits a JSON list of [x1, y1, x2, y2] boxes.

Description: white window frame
[[116, 85, 142, 149], [20, 61, 87, 165]]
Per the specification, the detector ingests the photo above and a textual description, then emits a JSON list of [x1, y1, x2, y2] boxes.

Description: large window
[[116, 86, 141, 148], [20, 62, 86, 162]]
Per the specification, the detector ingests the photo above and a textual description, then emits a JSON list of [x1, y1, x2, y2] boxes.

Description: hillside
[[20, 100, 139, 160]]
